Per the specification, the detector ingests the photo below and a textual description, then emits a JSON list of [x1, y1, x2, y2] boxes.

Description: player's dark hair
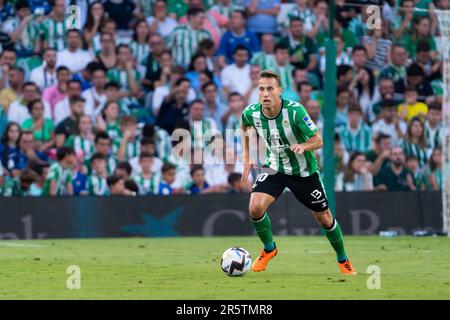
[[57, 146, 75, 161], [258, 70, 281, 87]]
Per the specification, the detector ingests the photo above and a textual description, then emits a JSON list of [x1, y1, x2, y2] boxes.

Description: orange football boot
[[251, 247, 278, 272], [338, 259, 357, 275]]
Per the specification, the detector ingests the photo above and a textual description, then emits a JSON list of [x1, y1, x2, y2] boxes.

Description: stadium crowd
[[0, 0, 445, 196]]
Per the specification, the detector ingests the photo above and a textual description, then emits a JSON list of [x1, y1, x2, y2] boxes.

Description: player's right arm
[[241, 123, 254, 182]]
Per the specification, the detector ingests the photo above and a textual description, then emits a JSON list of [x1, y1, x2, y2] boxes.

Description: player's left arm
[[291, 132, 323, 154], [291, 105, 323, 154]]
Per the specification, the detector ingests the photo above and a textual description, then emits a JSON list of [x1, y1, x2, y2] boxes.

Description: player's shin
[[250, 212, 275, 252], [323, 217, 348, 263]]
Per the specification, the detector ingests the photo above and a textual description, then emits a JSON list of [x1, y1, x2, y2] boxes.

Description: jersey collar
[[261, 98, 284, 120]]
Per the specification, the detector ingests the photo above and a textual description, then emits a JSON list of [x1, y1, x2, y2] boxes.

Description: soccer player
[[240, 70, 356, 274]]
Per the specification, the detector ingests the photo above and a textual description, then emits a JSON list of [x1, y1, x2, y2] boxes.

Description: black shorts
[[252, 167, 329, 212]]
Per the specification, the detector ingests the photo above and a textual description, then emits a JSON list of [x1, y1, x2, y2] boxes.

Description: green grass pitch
[[0, 236, 449, 299]]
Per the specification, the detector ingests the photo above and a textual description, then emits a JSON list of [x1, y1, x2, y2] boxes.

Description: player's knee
[[249, 202, 266, 220], [313, 209, 333, 228]]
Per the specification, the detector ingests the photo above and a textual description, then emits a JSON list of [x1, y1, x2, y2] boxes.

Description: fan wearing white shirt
[[29, 47, 57, 90], [146, 0, 178, 41], [82, 67, 107, 121], [53, 79, 82, 126], [220, 45, 251, 97], [7, 82, 51, 125], [56, 29, 94, 74], [371, 99, 406, 146]]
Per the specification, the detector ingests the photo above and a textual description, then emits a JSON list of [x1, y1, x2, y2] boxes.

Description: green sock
[[251, 213, 275, 252], [323, 218, 348, 263]]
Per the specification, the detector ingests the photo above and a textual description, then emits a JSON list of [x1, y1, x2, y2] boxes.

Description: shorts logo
[[322, 202, 327, 208], [303, 115, 317, 130], [311, 189, 322, 200]]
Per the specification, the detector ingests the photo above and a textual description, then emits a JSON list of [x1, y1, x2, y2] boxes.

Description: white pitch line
[[0, 242, 44, 248]]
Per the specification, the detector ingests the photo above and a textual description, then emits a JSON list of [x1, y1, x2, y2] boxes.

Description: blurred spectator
[[372, 99, 406, 146], [278, 17, 318, 72], [265, 43, 295, 93], [82, 66, 107, 119], [244, 63, 260, 105], [187, 164, 218, 194], [94, 31, 117, 70], [0, 48, 17, 89], [425, 101, 443, 150], [107, 174, 134, 196], [96, 100, 122, 144], [336, 152, 373, 192], [227, 172, 248, 193], [129, 137, 163, 175], [211, 0, 245, 19], [56, 29, 94, 73], [297, 81, 312, 106], [133, 151, 158, 195], [305, 99, 323, 134], [335, 86, 351, 129], [18, 130, 48, 166], [188, 99, 218, 149], [349, 67, 378, 123], [54, 96, 85, 147], [414, 41, 440, 79], [216, 9, 259, 67], [351, 45, 368, 74], [186, 53, 220, 94], [2, 168, 38, 196], [158, 162, 176, 195], [0, 0, 14, 26], [405, 155, 427, 191], [1, 0, 39, 58], [103, 0, 137, 32], [374, 146, 415, 191], [362, 22, 391, 72], [83, 1, 107, 52], [130, 19, 151, 73], [397, 84, 428, 122], [392, 0, 414, 40], [73, 61, 98, 92], [372, 77, 397, 117], [114, 161, 132, 180], [338, 103, 372, 154], [142, 35, 169, 90], [403, 16, 437, 61], [88, 153, 109, 196], [320, 37, 352, 76], [8, 82, 51, 125], [41, 146, 76, 196], [0, 122, 23, 176], [141, 123, 171, 162], [400, 116, 430, 168], [146, 0, 178, 40], [54, 79, 82, 125], [85, 131, 116, 175], [395, 63, 434, 103], [39, 0, 66, 51], [117, 116, 140, 161], [425, 147, 442, 191], [250, 33, 275, 69], [366, 133, 392, 177], [0, 66, 25, 111], [379, 44, 408, 84], [245, 0, 280, 36], [168, 7, 212, 67], [221, 45, 251, 96], [42, 66, 71, 117], [156, 77, 190, 134], [201, 82, 227, 132], [64, 115, 95, 161], [21, 99, 55, 152], [29, 47, 57, 90]]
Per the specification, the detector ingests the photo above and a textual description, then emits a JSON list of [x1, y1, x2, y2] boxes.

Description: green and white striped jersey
[[107, 68, 141, 107], [129, 41, 150, 67], [112, 139, 140, 160], [211, 1, 245, 18], [106, 121, 121, 142], [338, 122, 372, 153], [2, 17, 39, 52], [39, 17, 66, 51], [154, 126, 172, 161], [88, 175, 109, 196], [64, 135, 95, 160], [83, 155, 116, 176], [425, 121, 442, 150], [190, 118, 218, 149], [241, 98, 319, 176], [168, 25, 211, 67], [133, 173, 161, 195], [260, 59, 295, 91], [251, 52, 275, 70], [42, 162, 73, 196], [400, 139, 430, 168]]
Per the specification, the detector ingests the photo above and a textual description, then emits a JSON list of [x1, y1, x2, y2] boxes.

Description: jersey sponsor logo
[[303, 115, 317, 130], [310, 189, 322, 200]]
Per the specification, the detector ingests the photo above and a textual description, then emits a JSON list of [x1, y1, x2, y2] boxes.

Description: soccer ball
[[220, 247, 252, 277]]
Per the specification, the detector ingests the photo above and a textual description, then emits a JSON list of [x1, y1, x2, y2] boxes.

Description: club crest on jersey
[[303, 115, 316, 130], [283, 119, 289, 128]]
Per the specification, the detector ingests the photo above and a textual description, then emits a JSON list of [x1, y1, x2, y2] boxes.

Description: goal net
[[435, 10, 450, 236]]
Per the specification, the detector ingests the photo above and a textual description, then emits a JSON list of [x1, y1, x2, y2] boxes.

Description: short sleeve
[[294, 105, 318, 138], [241, 110, 252, 128]]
